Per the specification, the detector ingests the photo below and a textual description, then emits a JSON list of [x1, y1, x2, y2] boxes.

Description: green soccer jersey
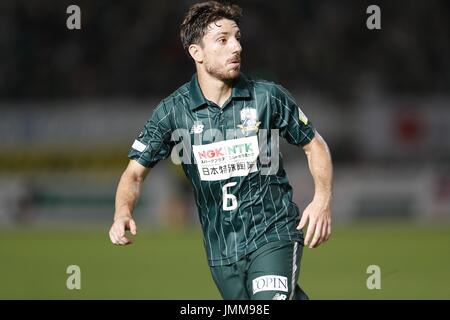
[[128, 73, 315, 266]]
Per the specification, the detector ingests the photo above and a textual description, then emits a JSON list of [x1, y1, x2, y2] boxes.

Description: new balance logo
[[190, 122, 204, 134], [272, 293, 287, 300]]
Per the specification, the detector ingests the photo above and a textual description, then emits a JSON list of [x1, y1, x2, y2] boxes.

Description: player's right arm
[[109, 159, 150, 245], [110, 100, 174, 245]]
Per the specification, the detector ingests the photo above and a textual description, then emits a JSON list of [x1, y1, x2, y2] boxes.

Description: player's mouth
[[227, 57, 241, 67]]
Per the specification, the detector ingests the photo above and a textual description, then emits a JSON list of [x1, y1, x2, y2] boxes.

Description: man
[[109, 1, 333, 300]]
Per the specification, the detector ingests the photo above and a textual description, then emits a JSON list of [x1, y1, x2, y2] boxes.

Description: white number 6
[[222, 182, 237, 211]]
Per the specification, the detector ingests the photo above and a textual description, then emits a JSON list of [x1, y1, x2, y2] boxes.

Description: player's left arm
[[297, 130, 333, 249]]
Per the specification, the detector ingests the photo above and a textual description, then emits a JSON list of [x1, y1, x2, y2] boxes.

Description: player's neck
[[197, 71, 232, 108]]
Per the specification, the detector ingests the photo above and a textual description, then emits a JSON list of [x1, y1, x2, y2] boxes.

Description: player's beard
[[204, 59, 240, 82]]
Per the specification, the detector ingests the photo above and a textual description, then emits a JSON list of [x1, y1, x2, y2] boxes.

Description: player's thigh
[[210, 261, 250, 300], [246, 241, 305, 300]]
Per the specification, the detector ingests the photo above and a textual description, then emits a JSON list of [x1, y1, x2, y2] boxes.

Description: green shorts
[[209, 241, 309, 300]]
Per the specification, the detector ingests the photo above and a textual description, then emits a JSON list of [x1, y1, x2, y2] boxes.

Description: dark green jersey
[[129, 73, 315, 266]]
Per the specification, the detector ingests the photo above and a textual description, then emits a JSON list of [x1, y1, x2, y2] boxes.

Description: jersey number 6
[[222, 182, 238, 211]]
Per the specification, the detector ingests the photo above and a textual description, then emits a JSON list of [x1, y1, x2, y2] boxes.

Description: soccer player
[[109, 1, 333, 300]]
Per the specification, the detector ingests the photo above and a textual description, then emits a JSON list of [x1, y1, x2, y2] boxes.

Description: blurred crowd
[[0, 0, 449, 227], [1, 0, 449, 101]]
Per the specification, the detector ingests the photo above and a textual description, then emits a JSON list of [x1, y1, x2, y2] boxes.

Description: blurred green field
[[1, 223, 449, 299]]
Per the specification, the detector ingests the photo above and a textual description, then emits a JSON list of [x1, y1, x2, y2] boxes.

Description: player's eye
[[217, 38, 227, 44]]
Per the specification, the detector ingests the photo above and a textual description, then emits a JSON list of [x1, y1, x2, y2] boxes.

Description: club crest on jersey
[[237, 107, 260, 134], [190, 121, 204, 134]]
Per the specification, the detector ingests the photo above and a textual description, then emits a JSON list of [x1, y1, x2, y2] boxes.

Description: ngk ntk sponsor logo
[[192, 136, 259, 181]]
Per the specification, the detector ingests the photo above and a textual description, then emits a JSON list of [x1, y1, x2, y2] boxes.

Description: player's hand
[[297, 198, 331, 249], [109, 215, 137, 245]]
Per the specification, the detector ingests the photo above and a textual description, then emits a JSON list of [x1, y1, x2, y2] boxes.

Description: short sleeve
[[128, 102, 174, 168], [272, 85, 315, 146]]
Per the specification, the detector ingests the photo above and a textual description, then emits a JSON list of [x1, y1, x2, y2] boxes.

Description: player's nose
[[231, 38, 242, 54]]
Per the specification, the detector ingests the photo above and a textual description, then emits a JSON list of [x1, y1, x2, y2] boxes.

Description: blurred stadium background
[[0, 0, 449, 299]]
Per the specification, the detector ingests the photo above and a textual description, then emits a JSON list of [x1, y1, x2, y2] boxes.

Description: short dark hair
[[180, 1, 242, 53]]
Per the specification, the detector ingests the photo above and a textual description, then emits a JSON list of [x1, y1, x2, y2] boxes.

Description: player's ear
[[188, 44, 203, 63]]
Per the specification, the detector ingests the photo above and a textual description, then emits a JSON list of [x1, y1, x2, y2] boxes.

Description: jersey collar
[[189, 73, 251, 111]]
